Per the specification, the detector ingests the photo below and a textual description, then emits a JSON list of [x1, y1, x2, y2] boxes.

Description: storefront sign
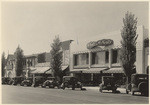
[[87, 39, 113, 49]]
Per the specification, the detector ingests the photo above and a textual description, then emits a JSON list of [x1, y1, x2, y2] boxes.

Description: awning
[[70, 69, 86, 73], [62, 66, 69, 71], [31, 67, 50, 74], [45, 69, 52, 74], [82, 68, 108, 73], [29, 67, 37, 71], [70, 68, 108, 74], [103, 67, 124, 73], [23, 67, 36, 72]]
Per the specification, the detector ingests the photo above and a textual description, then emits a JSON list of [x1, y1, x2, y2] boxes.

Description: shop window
[[30, 60, 32, 66], [112, 49, 118, 63], [74, 54, 79, 66], [105, 51, 109, 63], [12, 63, 13, 69], [92, 52, 98, 64], [86, 53, 89, 64]]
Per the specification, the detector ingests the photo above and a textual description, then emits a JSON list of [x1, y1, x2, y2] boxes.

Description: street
[[2, 85, 149, 104]]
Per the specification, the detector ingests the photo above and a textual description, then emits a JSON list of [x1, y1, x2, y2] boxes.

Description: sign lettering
[[87, 39, 113, 49]]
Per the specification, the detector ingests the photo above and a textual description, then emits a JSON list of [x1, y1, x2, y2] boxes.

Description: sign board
[[87, 39, 113, 49]]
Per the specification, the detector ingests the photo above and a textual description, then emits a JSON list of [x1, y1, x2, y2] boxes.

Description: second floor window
[[92, 52, 98, 64], [74, 53, 89, 66], [74, 55, 79, 66], [112, 49, 118, 63], [105, 51, 109, 63]]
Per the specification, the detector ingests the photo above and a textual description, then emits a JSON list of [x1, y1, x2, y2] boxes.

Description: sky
[[1, 1, 149, 56]]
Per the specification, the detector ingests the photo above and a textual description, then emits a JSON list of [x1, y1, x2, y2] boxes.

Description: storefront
[[70, 25, 148, 86]]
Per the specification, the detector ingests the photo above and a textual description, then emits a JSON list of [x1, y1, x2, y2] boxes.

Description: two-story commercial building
[[5, 40, 73, 78], [69, 25, 149, 85]]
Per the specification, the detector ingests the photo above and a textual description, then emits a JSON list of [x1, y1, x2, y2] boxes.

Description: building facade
[[5, 55, 16, 78], [5, 40, 73, 78], [69, 25, 149, 85]]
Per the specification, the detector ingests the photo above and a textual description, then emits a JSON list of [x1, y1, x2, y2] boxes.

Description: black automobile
[[2, 77, 11, 85], [129, 74, 149, 96], [8, 78, 14, 85], [21, 77, 33, 86], [61, 76, 82, 90], [33, 76, 46, 87], [42, 77, 60, 88], [12, 76, 24, 85], [99, 76, 118, 93]]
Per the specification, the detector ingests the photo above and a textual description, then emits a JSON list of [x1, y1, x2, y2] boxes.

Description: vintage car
[[8, 78, 14, 85], [33, 76, 46, 87], [129, 74, 149, 96], [12, 76, 25, 85], [42, 77, 60, 88], [99, 76, 118, 93], [61, 76, 82, 90], [2, 77, 11, 85], [21, 77, 33, 86]]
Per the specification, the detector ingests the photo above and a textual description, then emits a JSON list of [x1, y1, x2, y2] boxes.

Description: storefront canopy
[[31, 67, 50, 74], [70, 68, 108, 74], [45, 69, 52, 74], [103, 67, 124, 73], [62, 66, 69, 71]]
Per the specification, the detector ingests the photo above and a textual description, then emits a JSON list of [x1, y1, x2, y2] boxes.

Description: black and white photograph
[[1, 0, 149, 104]]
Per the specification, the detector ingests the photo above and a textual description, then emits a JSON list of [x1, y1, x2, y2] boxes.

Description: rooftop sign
[[87, 39, 114, 49]]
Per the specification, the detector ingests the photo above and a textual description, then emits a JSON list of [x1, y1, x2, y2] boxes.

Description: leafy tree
[[1, 52, 6, 77], [120, 12, 138, 84], [14, 45, 24, 76], [50, 36, 63, 83]]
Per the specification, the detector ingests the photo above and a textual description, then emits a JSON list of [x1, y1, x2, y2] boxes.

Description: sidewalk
[[83, 86, 126, 93]]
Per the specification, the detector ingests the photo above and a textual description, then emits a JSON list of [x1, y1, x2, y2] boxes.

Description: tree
[[50, 36, 63, 83], [14, 45, 24, 76], [1, 52, 6, 77], [120, 12, 138, 84]]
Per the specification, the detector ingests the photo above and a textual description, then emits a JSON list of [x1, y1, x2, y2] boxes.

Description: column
[[89, 52, 91, 68], [109, 49, 112, 68]]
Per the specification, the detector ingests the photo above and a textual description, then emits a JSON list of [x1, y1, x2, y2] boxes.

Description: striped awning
[[31, 67, 50, 74], [103, 67, 124, 73]]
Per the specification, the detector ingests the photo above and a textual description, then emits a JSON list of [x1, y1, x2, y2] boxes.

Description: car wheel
[[126, 90, 129, 94], [131, 91, 134, 95], [99, 89, 102, 93]]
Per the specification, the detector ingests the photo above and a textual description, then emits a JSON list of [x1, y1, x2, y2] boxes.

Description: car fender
[[138, 82, 148, 92]]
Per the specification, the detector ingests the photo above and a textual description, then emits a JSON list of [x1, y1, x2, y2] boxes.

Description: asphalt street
[[2, 85, 149, 104]]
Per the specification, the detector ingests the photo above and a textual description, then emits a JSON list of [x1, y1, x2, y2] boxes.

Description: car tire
[[126, 90, 129, 94], [99, 89, 102, 93], [131, 91, 134, 95]]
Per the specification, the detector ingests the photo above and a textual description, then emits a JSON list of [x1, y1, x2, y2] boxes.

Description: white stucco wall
[[70, 25, 148, 74]]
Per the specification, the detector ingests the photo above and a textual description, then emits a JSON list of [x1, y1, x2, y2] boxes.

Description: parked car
[[99, 76, 118, 93], [8, 78, 14, 85], [2, 77, 11, 85], [21, 77, 33, 86], [12, 76, 24, 85], [33, 76, 46, 87], [61, 76, 82, 90], [126, 74, 149, 96], [42, 77, 60, 88]]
